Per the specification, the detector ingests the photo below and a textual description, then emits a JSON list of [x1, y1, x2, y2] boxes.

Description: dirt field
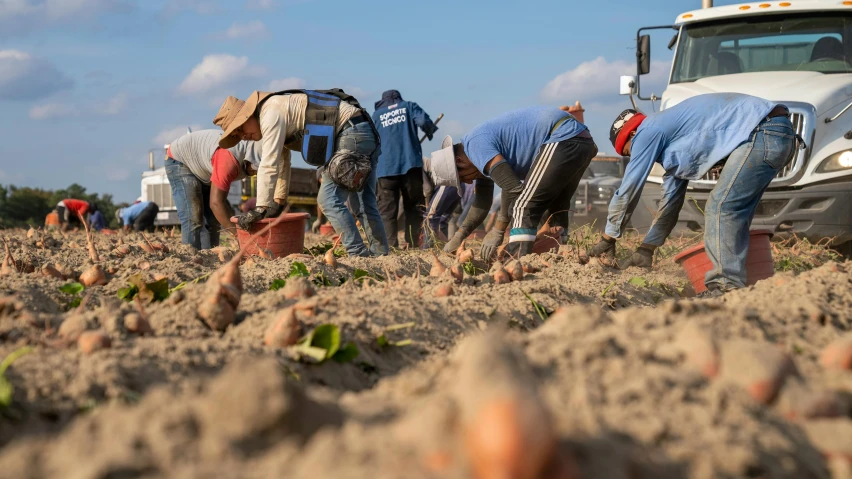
[[0, 227, 850, 479]]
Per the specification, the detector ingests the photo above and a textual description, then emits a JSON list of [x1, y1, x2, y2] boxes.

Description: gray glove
[[589, 237, 616, 258], [311, 218, 322, 234], [480, 227, 505, 260], [237, 207, 267, 231], [621, 245, 654, 269], [443, 230, 466, 254]]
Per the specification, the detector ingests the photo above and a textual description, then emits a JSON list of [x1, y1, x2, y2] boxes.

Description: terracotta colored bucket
[[319, 223, 335, 236], [230, 213, 310, 258], [673, 229, 775, 294]]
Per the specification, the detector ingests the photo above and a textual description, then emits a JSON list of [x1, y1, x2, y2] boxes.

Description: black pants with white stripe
[[506, 137, 597, 258]]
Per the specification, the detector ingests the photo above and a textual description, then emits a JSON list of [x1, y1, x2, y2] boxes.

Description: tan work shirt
[[257, 94, 359, 207]]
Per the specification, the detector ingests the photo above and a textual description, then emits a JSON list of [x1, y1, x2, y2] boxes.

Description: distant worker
[[372, 90, 438, 248], [44, 209, 60, 230], [165, 129, 261, 250], [431, 104, 595, 259], [56, 199, 91, 232], [89, 204, 106, 231], [120, 201, 160, 232], [589, 93, 799, 297], [422, 183, 476, 248], [214, 88, 388, 257]]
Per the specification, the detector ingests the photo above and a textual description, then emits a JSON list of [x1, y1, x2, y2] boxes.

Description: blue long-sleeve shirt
[[373, 90, 438, 178], [121, 201, 151, 226], [605, 93, 779, 244]]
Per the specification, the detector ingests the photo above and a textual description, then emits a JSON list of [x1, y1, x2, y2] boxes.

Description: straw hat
[[428, 135, 461, 196], [213, 91, 273, 148]]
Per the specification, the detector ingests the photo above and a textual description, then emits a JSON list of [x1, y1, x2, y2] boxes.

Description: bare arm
[[210, 186, 237, 235]]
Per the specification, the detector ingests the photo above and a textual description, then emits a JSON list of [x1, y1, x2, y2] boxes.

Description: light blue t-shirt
[[462, 107, 588, 178], [121, 201, 151, 226], [605, 93, 779, 240]]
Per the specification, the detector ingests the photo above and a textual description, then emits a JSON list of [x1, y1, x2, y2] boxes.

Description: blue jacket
[[372, 90, 438, 178]]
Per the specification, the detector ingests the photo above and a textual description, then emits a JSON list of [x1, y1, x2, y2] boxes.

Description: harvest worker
[[120, 200, 160, 232], [430, 105, 596, 259], [214, 88, 388, 257], [589, 93, 798, 296], [165, 129, 261, 250], [56, 199, 91, 232], [89, 204, 106, 231], [372, 90, 439, 248]]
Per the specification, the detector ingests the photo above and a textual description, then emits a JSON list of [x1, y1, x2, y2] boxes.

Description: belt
[[343, 114, 369, 130], [766, 105, 789, 119]]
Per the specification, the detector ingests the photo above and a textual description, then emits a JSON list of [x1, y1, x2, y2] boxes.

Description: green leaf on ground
[[332, 343, 360, 363], [296, 324, 343, 363], [601, 280, 617, 298], [376, 334, 388, 347], [117, 285, 138, 301], [0, 347, 33, 408], [353, 269, 384, 282], [289, 262, 310, 278], [59, 282, 84, 295], [521, 290, 550, 321], [68, 297, 82, 309], [312, 271, 332, 287], [628, 276, 649, 288], [146, 278, 170, 302], [269, 279, 286, 291]]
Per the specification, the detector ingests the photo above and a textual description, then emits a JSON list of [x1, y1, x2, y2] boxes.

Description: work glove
[[589, 236, 616, 258], [621, 245, 654, 269], [443, 230, 467, 254], [311, 218, 322, 234], [480, 227, 505, 261], [504, 240, 533, 259], [237, 207, 267, 231]]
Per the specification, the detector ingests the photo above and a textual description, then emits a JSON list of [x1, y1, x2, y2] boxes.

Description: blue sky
[[0, 0, 738, 202]]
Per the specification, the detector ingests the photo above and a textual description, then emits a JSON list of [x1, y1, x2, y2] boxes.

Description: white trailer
[[621, 0, 852, 250]]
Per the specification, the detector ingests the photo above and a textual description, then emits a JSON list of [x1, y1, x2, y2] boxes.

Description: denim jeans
[[318, 122, 389, 257], [703, 116, 796, 289], [165, 158, 220, 250]]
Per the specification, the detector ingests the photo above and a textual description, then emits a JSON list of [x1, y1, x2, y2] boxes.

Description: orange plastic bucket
[[673, 229, 774, 293], [319, 224, 335, 236], [230, 213, 310, 258]]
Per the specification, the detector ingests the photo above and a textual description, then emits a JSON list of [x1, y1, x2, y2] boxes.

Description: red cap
[[614, 113, 646, 155]]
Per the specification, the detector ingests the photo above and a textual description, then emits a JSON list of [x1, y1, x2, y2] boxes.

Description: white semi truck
[[622, 0, 852, 251]]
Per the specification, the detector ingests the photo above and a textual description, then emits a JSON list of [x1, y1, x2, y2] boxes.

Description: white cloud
[[224, 20, 268, 40], [29, 92, 129, 120], [94, 92, 128, 115], [246, 0, 275, 10], [541, 56, 669, 102], [29, 102, 75, 120], [268, 77, 305, 91], [0, 49, 73, 101], [153, 124, 204, 146], [0, 0, 133, 36], [178, 54, 265, 95]]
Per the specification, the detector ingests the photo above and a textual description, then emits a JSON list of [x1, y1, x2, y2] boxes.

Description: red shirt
[[210, 148, 242, 191], [63, 199, 90, 217]]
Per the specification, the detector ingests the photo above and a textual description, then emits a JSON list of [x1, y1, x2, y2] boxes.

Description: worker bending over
[[214, 88, 388, 257], [165, 129, 261, 249], [56, 199, 91, 232], [430, 105, 596, 259], [589, 93, 798, 296], [120, 201, 159, 232]]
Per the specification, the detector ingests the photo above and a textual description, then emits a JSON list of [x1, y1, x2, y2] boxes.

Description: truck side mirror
[[667, 33, 678, 50], [620, 75, 637, 96], [638, 34, 651, 75]]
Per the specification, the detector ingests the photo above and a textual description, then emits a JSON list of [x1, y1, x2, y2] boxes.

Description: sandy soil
[[0, 228, 849, 479]]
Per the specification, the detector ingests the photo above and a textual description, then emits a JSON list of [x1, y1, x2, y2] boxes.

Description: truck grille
[[698, 111, 808, 183], [146, 184, 175, 209]]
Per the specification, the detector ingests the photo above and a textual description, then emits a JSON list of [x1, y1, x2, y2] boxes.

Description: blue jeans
[[318, 122, 389, 257], [703, 116, 796, 289], [165, 158, 220, 250]]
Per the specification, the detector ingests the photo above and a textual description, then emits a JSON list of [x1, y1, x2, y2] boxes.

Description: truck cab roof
[[675, 0, 852, 25]]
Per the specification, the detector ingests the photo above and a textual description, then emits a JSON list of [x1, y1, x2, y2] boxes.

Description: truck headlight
[[817, 150, 852, 173], [598, 186, 615, 199]]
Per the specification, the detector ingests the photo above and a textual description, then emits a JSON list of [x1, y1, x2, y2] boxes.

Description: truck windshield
[[672, 13, 852, 83]]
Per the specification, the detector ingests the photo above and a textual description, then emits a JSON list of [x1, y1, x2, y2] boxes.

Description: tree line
[[0, 183, 128, 229]]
